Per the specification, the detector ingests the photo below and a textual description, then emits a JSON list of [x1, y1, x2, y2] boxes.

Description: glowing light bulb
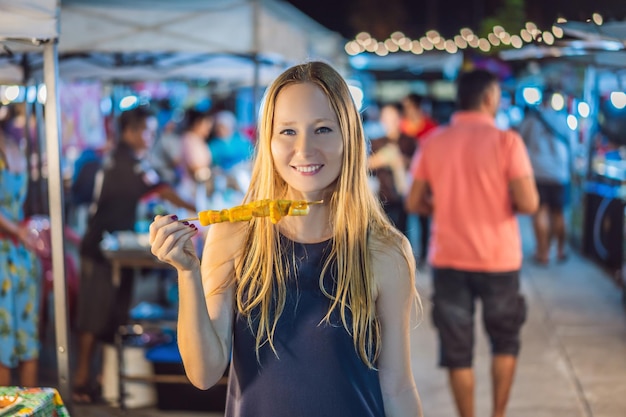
[[610, 92, 626, 109], [37, 85, 47, 104], [551, 93, 565, 111], [119, 95, 138, 110], [4, 85, 20, 102], [592, 13, 603, 25], [454, 35, 468, 49], [444, 40, 458, 54], [543, 32, 555, 45], [420, 37, 434, 50], [411, 41, 424, 54], [478, 38, 491, 52], [522, 87, 542, 105], [510, 35, 523, 48], [567, 115, 578, 130], [578, 102, 590, 118], [552, 26, 564, 38], [488, 33, 501, 46]]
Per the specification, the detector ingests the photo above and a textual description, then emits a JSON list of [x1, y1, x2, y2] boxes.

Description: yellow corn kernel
[[228, 204, 253, 222], [288, 200, 310, 216]]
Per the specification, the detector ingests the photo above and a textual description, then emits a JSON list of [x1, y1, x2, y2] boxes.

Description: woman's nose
[[294, 131, 314, 154]]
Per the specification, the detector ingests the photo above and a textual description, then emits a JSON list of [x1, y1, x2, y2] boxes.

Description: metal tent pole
[[43, 40, 72, 411]]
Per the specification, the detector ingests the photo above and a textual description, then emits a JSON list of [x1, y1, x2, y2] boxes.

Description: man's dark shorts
[[536, 181, 567, 211], [76, 257, 134, 343], [431, 268, 527, 368]]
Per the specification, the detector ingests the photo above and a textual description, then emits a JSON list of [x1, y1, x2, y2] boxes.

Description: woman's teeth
[[295, 165, 321, 173]]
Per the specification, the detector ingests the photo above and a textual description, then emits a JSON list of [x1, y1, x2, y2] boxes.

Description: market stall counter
[[102, 241, 172, 410], [0, 386, 69, 417], [101, 232, 227, 411]]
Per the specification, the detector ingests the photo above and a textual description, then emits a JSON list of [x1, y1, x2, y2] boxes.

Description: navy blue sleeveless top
[[225, 235, 385, 417]]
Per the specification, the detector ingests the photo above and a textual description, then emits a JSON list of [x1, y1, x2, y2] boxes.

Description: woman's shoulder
[[368, 229, 414, 270], [368, 231, 416, 299]]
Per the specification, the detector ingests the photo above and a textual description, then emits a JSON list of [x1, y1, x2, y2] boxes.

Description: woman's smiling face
[[270, 82, 344, 200]]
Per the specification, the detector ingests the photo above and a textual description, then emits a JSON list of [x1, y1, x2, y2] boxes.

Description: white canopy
[[0, 0, 345, 84], [58, 0, 341, 60], [0, 0, 57, 40]]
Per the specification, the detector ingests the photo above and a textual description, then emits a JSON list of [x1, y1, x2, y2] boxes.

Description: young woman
[[150, 61, 422, 417]]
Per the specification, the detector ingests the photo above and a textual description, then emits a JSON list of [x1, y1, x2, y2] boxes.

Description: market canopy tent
[[500, 18, 626, 68], [349, 50, 463, 80], [499, 40, 626, 67], [0, 0, 57, 39], [0, 0, 345, 84], [2, 51, 292, 85], [499, 22, 626, 97], [59, 0, 341, 60], [558, 20, 626, 45]]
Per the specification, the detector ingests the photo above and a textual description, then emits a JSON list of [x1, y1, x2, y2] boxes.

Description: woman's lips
[[292, 164, 323, 175]]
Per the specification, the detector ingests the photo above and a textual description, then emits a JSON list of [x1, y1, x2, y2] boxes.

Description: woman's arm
[[0, 211, 19, 237], [150, 217, 243, 389], [374, 236, 423, 417], [0, 212, 37, 250]]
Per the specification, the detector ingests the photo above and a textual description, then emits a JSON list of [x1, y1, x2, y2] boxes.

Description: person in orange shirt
[[406, 70, 538, 417], [401, 93, 438, 142], [401, 94, 437, 265]]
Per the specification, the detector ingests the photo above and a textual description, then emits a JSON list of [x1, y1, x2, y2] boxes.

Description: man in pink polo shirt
[[406, 70, 538, 417]]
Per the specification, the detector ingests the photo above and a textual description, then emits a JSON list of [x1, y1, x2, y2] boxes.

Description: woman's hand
[[17, 225, 38, 252], [149, 215, 200, 271]]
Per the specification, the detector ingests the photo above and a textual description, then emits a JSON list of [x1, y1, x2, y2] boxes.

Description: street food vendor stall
[[500, 19, 626, 302]]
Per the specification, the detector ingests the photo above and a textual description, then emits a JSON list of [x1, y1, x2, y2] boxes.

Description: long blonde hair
[[234, 61, 411, 368]]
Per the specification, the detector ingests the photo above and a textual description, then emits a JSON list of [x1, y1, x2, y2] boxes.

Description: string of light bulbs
[[345, 13, 606, 56]]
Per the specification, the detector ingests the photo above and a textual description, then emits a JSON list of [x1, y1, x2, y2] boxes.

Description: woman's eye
[[279, 129, 296, 136], [316, 126, 332, 134]]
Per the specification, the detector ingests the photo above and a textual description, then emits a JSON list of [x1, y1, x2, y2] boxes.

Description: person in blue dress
[[0, 106, 40, 387], [149, 62, 422, 416]]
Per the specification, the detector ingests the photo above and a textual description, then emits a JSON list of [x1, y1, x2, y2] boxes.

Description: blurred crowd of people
[[67, 103, 254, 403], [366, 92, 439, 265], [0, 99, 256, 399]]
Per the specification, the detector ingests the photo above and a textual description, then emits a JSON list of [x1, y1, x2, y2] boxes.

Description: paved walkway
[[411, 216, 626, 417], [71, 216, 626, 416]]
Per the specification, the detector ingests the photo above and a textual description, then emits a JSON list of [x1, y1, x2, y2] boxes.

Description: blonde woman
[[150, 61, 421, 416]]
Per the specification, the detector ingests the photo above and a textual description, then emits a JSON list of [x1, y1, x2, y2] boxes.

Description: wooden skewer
[[177, 200, 324, 223], [177, 217, 200, 223]]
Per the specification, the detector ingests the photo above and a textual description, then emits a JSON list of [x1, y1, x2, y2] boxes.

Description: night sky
[[286, 0, 626, 39]]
